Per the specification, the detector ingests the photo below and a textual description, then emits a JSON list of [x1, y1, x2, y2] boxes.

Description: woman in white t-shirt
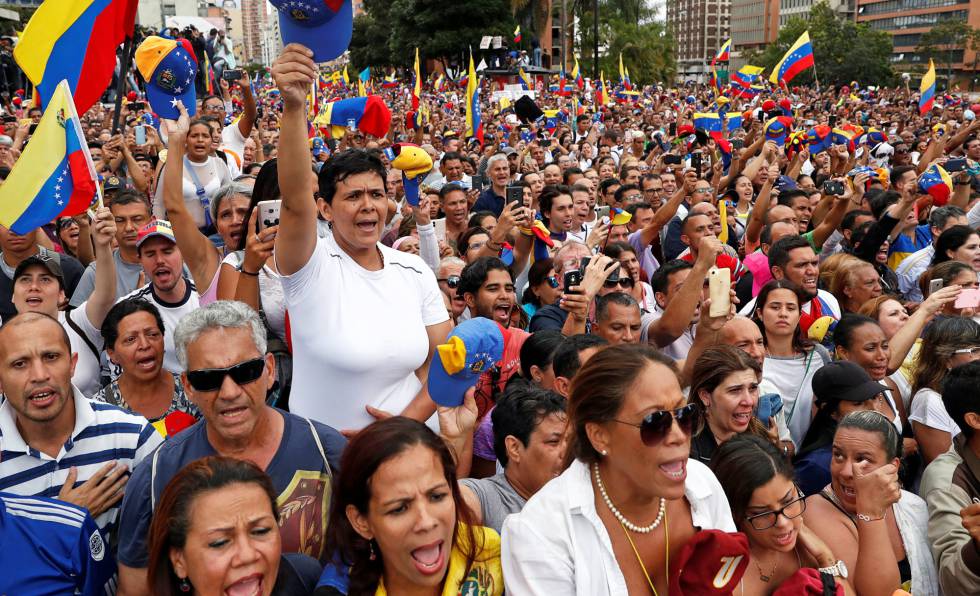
[[909, 316, 980, 464], [272, 46, 451, 432], [152, 116, 232, 231], [502, 345, 734, 595], [754, 280, 830, 447]]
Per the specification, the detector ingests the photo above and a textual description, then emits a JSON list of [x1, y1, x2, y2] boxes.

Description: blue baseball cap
[[268, 0, 354, 64], [427, 318, 505, 407], [135, 36, 198, 120]]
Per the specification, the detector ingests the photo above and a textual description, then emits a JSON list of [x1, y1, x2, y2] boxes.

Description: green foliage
[[350, 0, 513, 70], [914, 19, 980, 83], [746, 1, 896, 87], [576, 1, 675, 84]]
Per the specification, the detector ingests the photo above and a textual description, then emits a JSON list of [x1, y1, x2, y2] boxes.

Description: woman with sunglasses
[[804, 411, 939, 595], [910, 316, 980, 465], [603, 242, 655, 312], [690, 346, 776, 464], [521, 258, 562, 318], [753, 280, 831, 447], [711, 435, 854, 595], [502, 344, 735, 595]]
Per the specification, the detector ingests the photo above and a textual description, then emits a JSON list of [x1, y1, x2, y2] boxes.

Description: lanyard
[[184, 156, 212, 228]]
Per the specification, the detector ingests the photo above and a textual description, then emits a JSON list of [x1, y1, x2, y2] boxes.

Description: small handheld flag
[[919, 59, 936, 116], [513, 25, 522, 44]]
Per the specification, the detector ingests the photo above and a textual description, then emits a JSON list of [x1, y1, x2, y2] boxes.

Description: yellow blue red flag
[[14, 0, 138, 113], [919, 59, 936, 115], [0, 81, 98, 234]]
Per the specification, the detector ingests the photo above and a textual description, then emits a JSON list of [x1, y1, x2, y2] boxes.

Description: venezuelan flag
[[918, 163, 952, 205], [572, 56, 584, 89], [15, 0, 138, 113], [412, 48, 421, 110], [319, 96, 392, 139], [693, 112, 723, 134], [919, 59, 936, 115], [465, 51, 482, 145], [513, 25, 521, 44], [770, 31, 814, 85], [713, 39, 732, 64], [518, 67, 532, 91], [596, 71, 609, 106], [0, 81, 97, 234]]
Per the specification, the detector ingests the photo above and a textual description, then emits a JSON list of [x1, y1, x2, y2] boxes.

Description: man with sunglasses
[[437, 256, 466, 321], [116, 301, 346, 595]]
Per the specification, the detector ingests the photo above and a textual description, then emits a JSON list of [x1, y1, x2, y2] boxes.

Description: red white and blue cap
[[427, 317, 504, 407], [136, 219, 177, 249], [268, 0, 354, 63], [135, 36, 198, 120]]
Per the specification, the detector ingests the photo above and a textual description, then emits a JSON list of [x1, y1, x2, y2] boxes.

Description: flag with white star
[[0, 81, 98, 234]]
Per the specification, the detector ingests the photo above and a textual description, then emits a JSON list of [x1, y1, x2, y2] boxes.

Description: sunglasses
[[604, 277, 635, 289], [438, 275, 461, 289], [186, 357, 266, 392], [546, 275, 559, 288], [613, 402, 702, 446]]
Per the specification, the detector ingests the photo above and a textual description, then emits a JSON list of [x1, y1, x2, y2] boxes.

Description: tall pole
[[112, 35, 136, 134], [593, 0, 599, 80], [561, 0, 567, 72]]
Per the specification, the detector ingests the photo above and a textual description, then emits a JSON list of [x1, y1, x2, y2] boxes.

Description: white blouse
[[502, 459, 736, 595]]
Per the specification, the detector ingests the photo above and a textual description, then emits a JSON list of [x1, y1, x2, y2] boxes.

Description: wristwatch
[[818, 560, 848, 579]]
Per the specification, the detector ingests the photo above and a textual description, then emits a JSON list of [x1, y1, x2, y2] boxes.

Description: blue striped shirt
[[0, 386, 162, 539]]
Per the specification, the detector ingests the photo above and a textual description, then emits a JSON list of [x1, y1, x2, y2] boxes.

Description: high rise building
[[732, 0, 780, 59], [666, 0, 732, 81], [856, 0, 980, 79], [780, 0, 854, 26], [241, 0, 267, 64], [137, 0, 206, 30]]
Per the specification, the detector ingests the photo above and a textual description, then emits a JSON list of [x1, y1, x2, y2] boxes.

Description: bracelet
[[856, 511, 886, 522], [240, 269, 260, 277]]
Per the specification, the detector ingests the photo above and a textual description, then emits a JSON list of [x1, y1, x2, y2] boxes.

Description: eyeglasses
[[744, 493, 807, 531], [604, 277, 635, 289], [186, 357, 266, 392], [953, 347, 980, 356], [612, 403, 703, 446], [438, 275, 461, 289], [645, 187, 664, 194], [694, 188, 713, 194], [546, 275, 559, 288], [625, 194, 643, 202]]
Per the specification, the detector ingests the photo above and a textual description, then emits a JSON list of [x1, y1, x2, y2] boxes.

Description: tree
[[915, 19, 977, 86], [350, 0, 513, 71], [745, 1, 895, 87], [575, 0, 675, 84]]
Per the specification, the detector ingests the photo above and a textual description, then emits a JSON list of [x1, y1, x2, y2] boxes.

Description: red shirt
[[473, 326, 530, 419]]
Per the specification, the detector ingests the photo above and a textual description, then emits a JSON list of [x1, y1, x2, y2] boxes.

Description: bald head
[[720, 316, 766, 367], [0, 311, 70, 354]]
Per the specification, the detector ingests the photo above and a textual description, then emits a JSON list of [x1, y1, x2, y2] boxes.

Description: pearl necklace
[[593, 462, 666, 534]]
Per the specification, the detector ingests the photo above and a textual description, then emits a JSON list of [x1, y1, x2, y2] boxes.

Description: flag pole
[[812, 61, 821, 95], [111, 35, 136, 134]]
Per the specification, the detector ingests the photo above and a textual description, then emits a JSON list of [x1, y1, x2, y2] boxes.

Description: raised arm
[[83, 207, 118, 328], [236, 71, 257, 139], [646, 236, 721, 348], [160, 102, 220, 292], [744, 163, 778, 247], [271, 44, 319, 276]]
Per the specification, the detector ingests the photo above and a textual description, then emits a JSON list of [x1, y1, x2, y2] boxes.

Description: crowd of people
[[3, 31, 980, 595]]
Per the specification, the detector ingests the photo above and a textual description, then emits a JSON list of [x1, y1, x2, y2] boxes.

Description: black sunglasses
[[604, 277, 635, 289], [613, 403, 703, 446], [186, 357, 266, 392], [438, 275, 461, 289]]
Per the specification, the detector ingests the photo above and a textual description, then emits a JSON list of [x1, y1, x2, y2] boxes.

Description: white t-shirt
[[60, 307, 104, 397], [280, 233, 449, 430], [221, 123, 248, 178], [111, 281, 200, 378], [222, 251, 287, 340], [909, 387, 960, 439], [153, 155, 232, 229], [762, 347, 829, 446]]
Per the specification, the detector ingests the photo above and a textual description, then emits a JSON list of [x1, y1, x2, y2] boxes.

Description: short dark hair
[[317, 149, 387, 205], [441, 151, 463, 165], [492, 384, 567, 467], [869, 190, 900, 220], [929, 205, 966, 230], [457, 256, 511, 298], [457, 226, 490, 257], [768, 235, 811, 273], [439, 182, 467, 201], [595, 292, 639, 322], [538, 185, 572, 225], [467, 211, 495, 229], [614, 183, 640, 204], [599, 178, 621, 195], [841, 209, 873, 232], [942, 360, 980, 439], [101, 298, 165, 350], [109, 190, 150, 212], [711, 434, 795, 523], [562, 167, 584, 185], [776, 188, 808, 207], [889, 165, 916, 188], [625, 202, 653, 218], [552, 334, 608, 380], [519, 329, 564, 379], [651, 259, 693, 295]]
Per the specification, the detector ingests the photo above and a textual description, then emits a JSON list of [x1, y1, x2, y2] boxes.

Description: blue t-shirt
[[118, 409, 346, 568], [795, 444, 832, 496], [472, 188, 505, 217], [0, 493, 115, 595]]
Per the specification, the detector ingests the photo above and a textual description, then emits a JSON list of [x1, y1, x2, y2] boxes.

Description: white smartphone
[[257, 200, 282, 233], [708, 267, 732, 318]]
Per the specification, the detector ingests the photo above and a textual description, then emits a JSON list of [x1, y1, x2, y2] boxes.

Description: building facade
[[856, 0, 980, 80], [780, 0, 854, 26], [137, 0, 207, 31], [732, 0, 780, 59], [666, 0, 732, 81]]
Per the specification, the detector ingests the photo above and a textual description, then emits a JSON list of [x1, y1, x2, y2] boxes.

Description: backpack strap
[[64, 308, 101, 361], [306, 417, 331, 477]]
